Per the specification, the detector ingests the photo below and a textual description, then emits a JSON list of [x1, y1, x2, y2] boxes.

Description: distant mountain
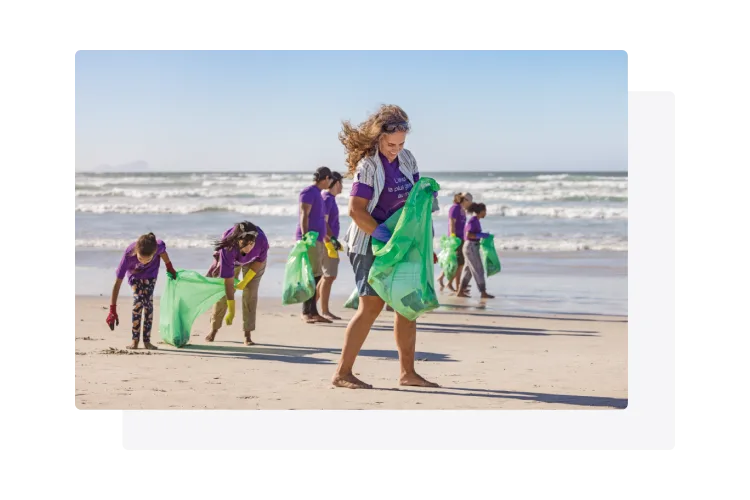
[[93, 160, 151, 172]]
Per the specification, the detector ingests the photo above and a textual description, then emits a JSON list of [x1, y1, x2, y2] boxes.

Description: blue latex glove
[[371, 223, 392, 243], [476, 232, 491, 239]]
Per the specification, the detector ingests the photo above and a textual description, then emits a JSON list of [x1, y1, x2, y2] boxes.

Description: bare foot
[[322, 312, 341, 320], [480, 292, 495, 299], [332, 373, 373, 389], [126, 340, 139, 350], [205, 331, 217, 342], [438, 276, 445, 291], [301, 314, 316, 324], [244, 332, 255, 346], [400, 372, 440, 388], [456, 290, 471, 298], [312, 315, 333, 324], [447, 283, 456, 292], [143, 341, 159, 350]]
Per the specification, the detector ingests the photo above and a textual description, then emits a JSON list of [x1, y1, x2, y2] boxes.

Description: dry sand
[[75, 296, 627, 410]]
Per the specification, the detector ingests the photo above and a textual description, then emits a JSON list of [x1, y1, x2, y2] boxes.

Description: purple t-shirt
[[448, 203, 467, 240], [464, 216, 483, 241], [214, 226, 269, 279], [351, 153, 414, 224], [322, 191, 340, 239], [115, 240, 166, 285], [295, 185, 326, 242]]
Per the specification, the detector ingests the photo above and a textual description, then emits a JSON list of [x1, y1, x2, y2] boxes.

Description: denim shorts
[[349, 242, 380, 297]]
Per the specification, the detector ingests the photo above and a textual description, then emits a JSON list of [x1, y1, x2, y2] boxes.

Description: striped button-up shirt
[[343, 148, 438, 255]]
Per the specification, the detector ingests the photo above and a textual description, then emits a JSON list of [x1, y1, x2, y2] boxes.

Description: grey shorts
[[349, 242, 380, 297]]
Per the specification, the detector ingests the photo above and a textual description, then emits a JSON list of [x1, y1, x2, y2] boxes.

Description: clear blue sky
[[75, 51, 627, 172]]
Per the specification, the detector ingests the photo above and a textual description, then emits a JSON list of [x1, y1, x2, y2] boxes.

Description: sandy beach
[[75, 295, 627, 410]]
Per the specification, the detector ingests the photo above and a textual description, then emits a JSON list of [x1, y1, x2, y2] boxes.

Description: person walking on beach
[[298, 166, 335, 324], [107, 233, 177, 350], [316, 170, 344, 320], [457, 203, 495, 299], [332, 104, 439, 389], [437, 192, 473, 292], [205, 221, 268, 346]]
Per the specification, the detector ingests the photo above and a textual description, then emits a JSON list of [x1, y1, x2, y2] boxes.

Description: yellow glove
[[325, 240, 338, 259], [235, 269, 257, 291], [225, 300, 236, 325]]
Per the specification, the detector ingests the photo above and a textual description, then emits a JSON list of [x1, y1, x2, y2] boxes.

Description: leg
[[437, 271, 445, 291], [141, 279, 158, 349], [208, 265, 241, 341], [307, 242, 331, 323], [394, 314, 439, 387], [242, 262, 265, 345], [128, 281, 145, 349], [457, 264, 472, 297], [332, 246, 379, 388], [332, 296, 384, 389], [319, 252, 340, 319], [451, 264, 464, 291]]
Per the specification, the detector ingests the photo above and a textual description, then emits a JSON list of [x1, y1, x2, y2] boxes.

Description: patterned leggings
[[131, 278, 156, 342]]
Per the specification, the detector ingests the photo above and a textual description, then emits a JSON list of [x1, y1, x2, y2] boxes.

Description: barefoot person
[[317, 171, 344, 320], [457, 203, 496, 299], [437, 192, 473, 292], [205, 221, 268, 345], [332, 104, 439, 389], [297, 166, 334, 324], [107, 233, 177, 350]]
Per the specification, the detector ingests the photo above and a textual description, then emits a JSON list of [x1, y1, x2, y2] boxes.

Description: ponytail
[[213, 221, 258, 251], [135, 232, 158, 256]]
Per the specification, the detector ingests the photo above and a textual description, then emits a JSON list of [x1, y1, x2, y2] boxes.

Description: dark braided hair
[[213, 221, 258, 252]]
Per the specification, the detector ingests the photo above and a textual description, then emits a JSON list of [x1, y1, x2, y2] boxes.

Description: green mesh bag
[[368, 178, 441, 321], [479, 234, 502, 277], [282, 231, 318, 305], [344, 288, 359, 310], [437, 234, 462, 281], [159, 269, 239, 348]]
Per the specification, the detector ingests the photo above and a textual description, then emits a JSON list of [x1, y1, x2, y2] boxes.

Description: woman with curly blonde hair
[[332, 104, 439, 389]]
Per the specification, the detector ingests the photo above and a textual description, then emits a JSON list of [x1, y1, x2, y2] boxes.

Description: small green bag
[[480, 234, 502, 277], [437, 234, 462, 281], [282, 231, 318, 305]]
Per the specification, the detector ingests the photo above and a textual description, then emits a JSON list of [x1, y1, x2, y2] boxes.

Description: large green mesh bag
[[480, 234, 502, 277], [159, 269, 239, 348], [282, 231, 318, 305], [368, 178, 440, 321], [437, 234, 462, 281]]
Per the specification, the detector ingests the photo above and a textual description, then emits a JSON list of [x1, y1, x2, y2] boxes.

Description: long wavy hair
[[339, 104, 410, 177]]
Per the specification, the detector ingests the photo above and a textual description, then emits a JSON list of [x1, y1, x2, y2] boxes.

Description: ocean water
[[75, 171, 627, 315]]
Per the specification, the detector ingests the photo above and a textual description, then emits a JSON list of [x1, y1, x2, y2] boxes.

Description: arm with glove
[[160, 252, 177, 280], [106, 278, 123, 330]]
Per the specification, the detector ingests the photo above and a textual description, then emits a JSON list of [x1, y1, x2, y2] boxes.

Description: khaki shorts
[[307, 241, 325, 278], [321, 249, 340, 278]]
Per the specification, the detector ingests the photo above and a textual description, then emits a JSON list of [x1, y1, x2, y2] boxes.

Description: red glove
[[433, 252, 438, 264], [106, 305, 119, 330], [166, 262, 177, 280]]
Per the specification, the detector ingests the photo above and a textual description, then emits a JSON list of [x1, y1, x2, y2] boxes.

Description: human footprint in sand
[[205, 221, 268, 346], [107, 232, 176, 350], [332, 104, 439, 389]]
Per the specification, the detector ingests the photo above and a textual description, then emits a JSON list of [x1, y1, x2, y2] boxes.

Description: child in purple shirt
[[458, 203, 495, 299], [438, 192, 473, 292], [206, 221, 268, 345], [107, 232, 177, 350]]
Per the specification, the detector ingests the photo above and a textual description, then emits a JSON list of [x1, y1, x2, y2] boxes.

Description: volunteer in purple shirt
[[206, 221, 268, 345], [332, 104, 439, 390], [298, 166, 335, 324], [316, 171, 344, 320], [458, 203, 495, 299], [107, 232, 177, 350], [438, 192, 473, 292]]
